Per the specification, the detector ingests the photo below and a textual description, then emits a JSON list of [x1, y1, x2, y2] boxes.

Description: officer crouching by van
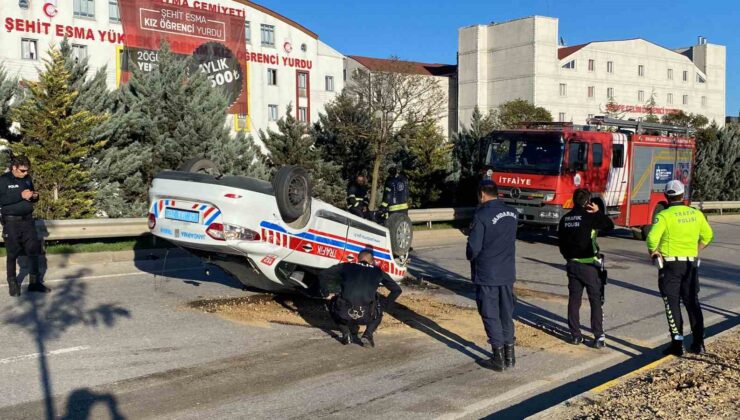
[[0, 156, 50, 296]]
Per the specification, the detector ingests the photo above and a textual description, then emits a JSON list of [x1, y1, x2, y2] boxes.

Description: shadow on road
[[1, 270, 131, 420], [61, 388, 125, 420], [487, 316, 740, 419]]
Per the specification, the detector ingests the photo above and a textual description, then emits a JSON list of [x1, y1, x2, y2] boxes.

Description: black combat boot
[[485, 347, 506, 372], [689, 339, 705, 355], [361, 334, 375, 348], [662, 339, 684, 356], [7, 277, 20, 297], [340, 333, 351, 345], [504, 344, 516, 368], [27, 275, 51, 294]]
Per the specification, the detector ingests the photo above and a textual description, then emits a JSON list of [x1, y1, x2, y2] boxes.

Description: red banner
[[118, 0, 247, 114]]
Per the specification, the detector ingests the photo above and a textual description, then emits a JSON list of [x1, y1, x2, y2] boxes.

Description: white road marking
[[0, 267, 200, 288], [436, 308, 740, 420], [0, 346, 90, 365]]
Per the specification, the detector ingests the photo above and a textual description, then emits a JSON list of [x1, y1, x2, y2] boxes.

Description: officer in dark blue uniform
[[466, 181, 518, 371], [0, 156, 49, 296], [379, 166, 409, 221]]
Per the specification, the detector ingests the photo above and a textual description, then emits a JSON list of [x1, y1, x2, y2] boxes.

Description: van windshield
[[485, 132, 565, 175]]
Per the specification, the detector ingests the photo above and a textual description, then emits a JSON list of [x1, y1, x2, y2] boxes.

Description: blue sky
[[257, 0, 738, 117]]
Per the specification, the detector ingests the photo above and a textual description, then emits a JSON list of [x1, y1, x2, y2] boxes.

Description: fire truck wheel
[[273, 166, 312, 224], [636, 204, 666, 240], [386, 213, 413, 257], [179, 157, 220, 175]]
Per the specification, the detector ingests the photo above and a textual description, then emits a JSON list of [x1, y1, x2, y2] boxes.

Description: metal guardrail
[[0, 201, 736, 242], [691, 201, 740, 215]]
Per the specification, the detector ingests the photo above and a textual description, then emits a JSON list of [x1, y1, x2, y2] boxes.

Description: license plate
[[165, 207, 200, 223]]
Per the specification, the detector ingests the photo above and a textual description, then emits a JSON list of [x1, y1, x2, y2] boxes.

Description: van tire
[[273, 166, 312, 224], [179, 157, 220, 175], [635, 203, 666, 241], [386, 213, 413, 257]]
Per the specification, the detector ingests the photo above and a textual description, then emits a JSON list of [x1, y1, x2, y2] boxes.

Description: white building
[[458, 16, 726, 128], [0, 0, 345, 138], [345, 55, 458, 138]]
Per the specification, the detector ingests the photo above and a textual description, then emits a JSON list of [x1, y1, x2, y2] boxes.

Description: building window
[[588, 59, 595, 71], [561, 60, 576, 70], [109, 0, 120, 23], [607, 61, 614, 73], [638, 64, 645, 77], [683, 70, 688, 82], [667, 93, 673, 104], [74, 0, 96, 18], [558, 112, 566, 122], [587, 113, 595, 120], [559, 83, 567, 97], [298, 73, 308, 97], [261, 24, 275, 47], [638, 90, 645, 102], [587, 86, 595, 99], [21, 38, 38, 60], [701, 96, 707, 107], [267, 68, 277, 86], [72, 44, 88, 62], [268, 105, 279, 121], [607, 87, 614, 99], [235, 114, 248, 131], [696, 73, 706, 83], [298, 107, 308, 122], [245, 21, 251, 44], [682, 95, 688, 105], [668, 68, 673, 80], [325, 75, 334, 92]]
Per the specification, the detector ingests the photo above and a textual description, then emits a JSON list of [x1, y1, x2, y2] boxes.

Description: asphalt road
[[0, 216, 738, 419]]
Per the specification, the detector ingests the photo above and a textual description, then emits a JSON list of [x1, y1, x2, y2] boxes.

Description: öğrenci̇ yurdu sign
[[118, 0, 247, 114]]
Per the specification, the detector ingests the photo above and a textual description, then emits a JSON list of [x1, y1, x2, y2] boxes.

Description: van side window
[[593, 143, 603, 167], [612, 144, 625, 168]]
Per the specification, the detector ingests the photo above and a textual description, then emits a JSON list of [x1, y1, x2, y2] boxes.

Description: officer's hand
[[585, 202, 599, 213], [650, 251, 662, 260], [21, 190, 33, 200]]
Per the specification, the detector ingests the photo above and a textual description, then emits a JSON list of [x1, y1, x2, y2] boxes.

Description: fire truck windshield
[[485, 132, 564, 175]]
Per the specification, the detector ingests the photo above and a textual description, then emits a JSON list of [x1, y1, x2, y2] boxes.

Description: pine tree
[[10, 48, 107, 219], [396, 120, 452, 207], [313, 91, 375, 182], [451, 106, 496, 205], [259, 105, 345, 207], [60, 38, 113, 114], [602, 96, 626, 120], [0, 65, 21, 143], [693, 124, 740, 201], [95, 42, 266, 217]]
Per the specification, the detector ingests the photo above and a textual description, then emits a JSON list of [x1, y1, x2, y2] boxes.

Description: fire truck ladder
[[587, 116, 690, 135]]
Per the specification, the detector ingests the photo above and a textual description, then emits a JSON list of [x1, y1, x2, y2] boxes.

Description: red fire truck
[[481, 117, 695, 239]]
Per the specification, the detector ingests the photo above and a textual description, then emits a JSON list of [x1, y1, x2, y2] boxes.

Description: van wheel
[[273, 166, 312, 224], [386, 213, 413, 257], [179, 157, 220, 175]]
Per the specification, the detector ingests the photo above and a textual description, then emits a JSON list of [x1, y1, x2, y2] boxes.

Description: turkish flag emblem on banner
[[117, 0, 247, 114]]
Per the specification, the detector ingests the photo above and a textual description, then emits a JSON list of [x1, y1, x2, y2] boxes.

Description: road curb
[[530, 325, 739, 419], [1, 248, 198, 271]]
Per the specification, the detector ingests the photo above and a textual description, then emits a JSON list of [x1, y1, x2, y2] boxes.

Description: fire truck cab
[[481, 117, 695, 239]]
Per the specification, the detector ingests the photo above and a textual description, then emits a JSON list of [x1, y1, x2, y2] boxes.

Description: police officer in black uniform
[[378, 166, 409, 222], [1, 156, 49, 296], [558, 189, 614, 348], [466, 181, 518, 371], [319, 250, 402, 347], [346, 175, 369, 219]]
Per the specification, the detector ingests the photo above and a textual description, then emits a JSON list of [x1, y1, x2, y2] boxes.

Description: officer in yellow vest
[[647, 180, 714, 356]]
